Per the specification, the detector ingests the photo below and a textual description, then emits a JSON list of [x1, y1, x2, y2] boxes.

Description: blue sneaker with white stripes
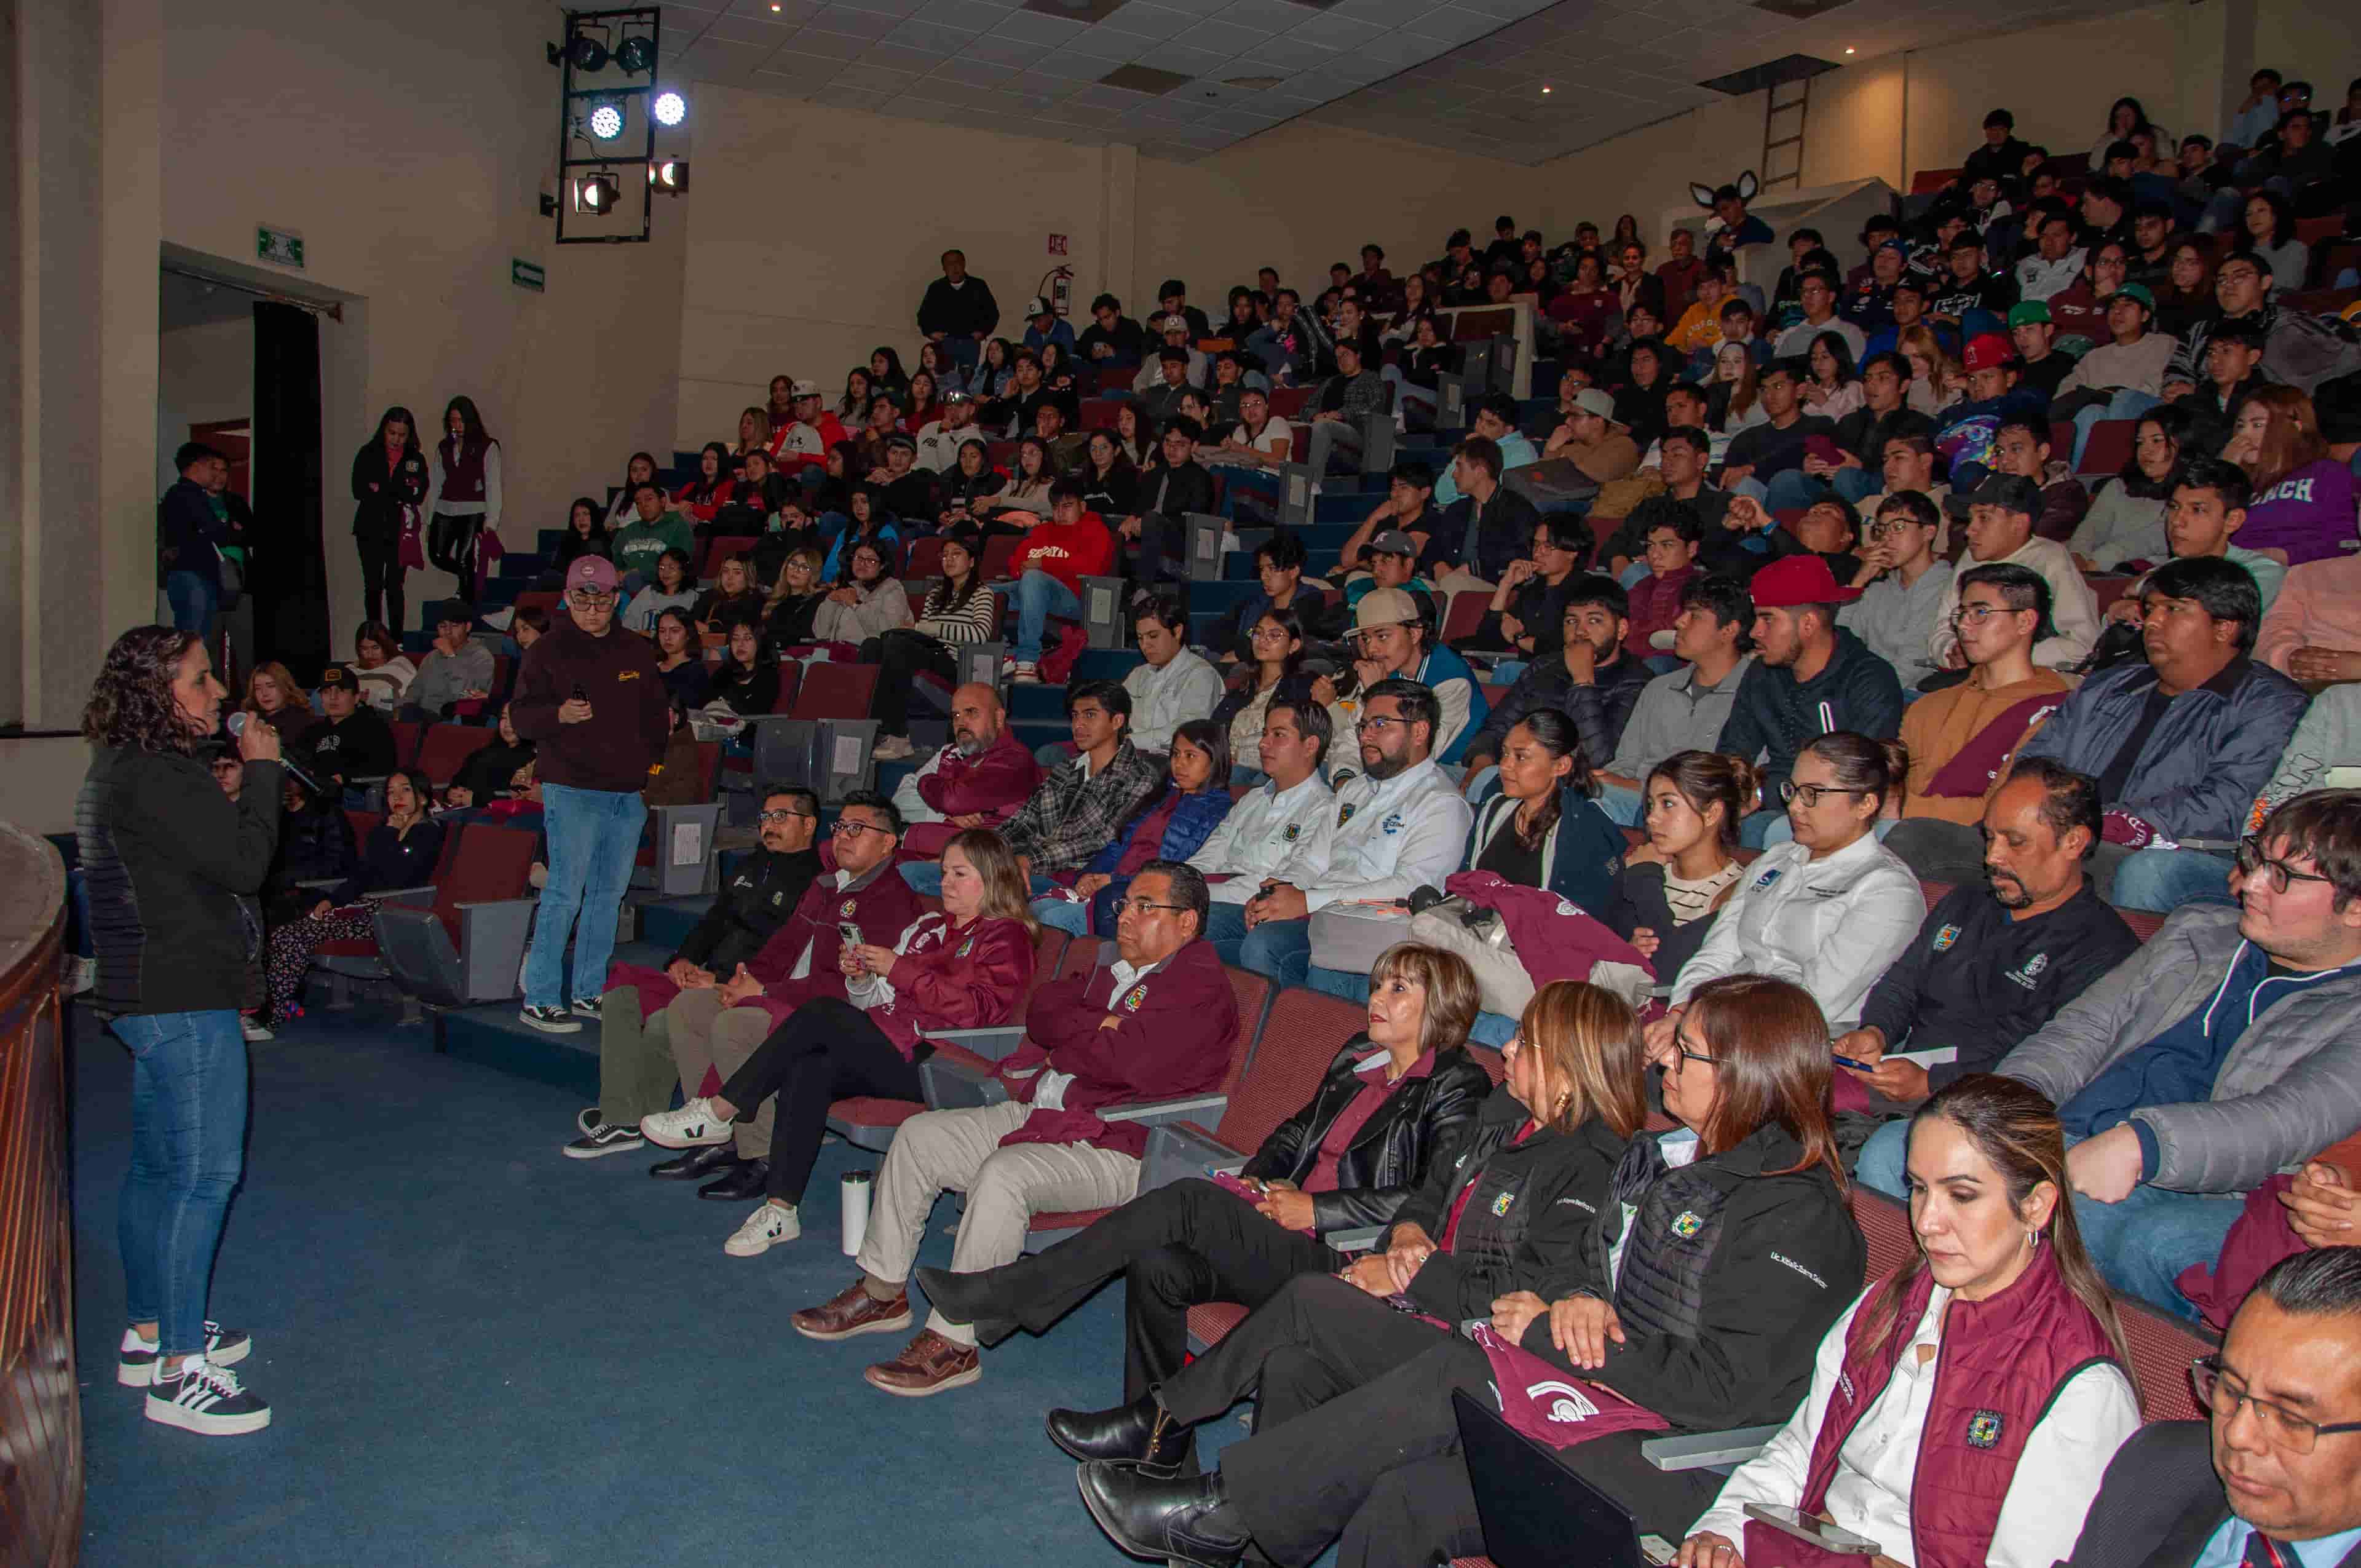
[[146, 1359, 272, 1436]]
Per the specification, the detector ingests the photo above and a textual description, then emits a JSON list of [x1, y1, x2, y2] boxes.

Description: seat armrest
[[927, 1024, 1027, 1061], [1141, 1121, 1247, 1193], [1324, 1225, 1384, 1254], [1102, 1093, 1227, 1129], [919, 1053, 1010, 1111], [456, 898, 537, 1002], [366, 884, 437, 909], [1640, 1425, 1784, 1471]]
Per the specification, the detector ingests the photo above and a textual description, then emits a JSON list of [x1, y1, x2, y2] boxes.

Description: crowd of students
[[109, 68, 2361, 1568]]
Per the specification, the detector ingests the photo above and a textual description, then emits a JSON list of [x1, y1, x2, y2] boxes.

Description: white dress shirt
[[1124, 648, 1226, 756], [1189, 772, 1335, 905], [1670, 833, 1922, 1031], [1691, 1285, 2142, 1568], [1304, 759, 1474, 913]]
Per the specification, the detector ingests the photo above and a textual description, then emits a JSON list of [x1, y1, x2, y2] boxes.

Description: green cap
[[2109, 282, 2156, 312], [2007, 301, 2051, 328]]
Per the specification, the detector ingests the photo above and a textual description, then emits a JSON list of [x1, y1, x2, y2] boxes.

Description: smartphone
[[1743, 1504, 1880, 1556], [837, 922, 863, 947], [1639, 1536, 1678, 1567], [1832, 1052, 1873, 1072], [571, 682, 588, 702]]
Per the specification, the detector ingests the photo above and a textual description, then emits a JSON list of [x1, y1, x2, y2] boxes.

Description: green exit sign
[[512, 258, 546, 292], [256, 224, 305, 269]]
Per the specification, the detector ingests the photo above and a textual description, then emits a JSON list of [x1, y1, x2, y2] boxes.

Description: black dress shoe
[[1075, 1461, 1248, 1568], [649, 1144, 740, 1181], [915, 1267, 1024, 1347], [698, 1158, 770, 1200], [1046, 1391, 1195, 1474]]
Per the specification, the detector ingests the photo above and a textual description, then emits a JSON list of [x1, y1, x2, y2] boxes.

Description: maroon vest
[[438, 435, 487, 504], [1798, 1249, 2121, 1568]]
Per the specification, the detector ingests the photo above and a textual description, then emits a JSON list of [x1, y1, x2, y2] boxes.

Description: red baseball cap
[[1748, 553, 1862, 608], [1962, 332, 2014, 372]]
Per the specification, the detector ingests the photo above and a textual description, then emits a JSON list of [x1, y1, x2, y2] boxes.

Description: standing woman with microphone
[[422, 395, 501, 605], [77, 625, 283, 1435]]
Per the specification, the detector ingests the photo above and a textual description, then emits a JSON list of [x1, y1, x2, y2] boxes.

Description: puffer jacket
[[2167, 304, 2361, 395], [1551, 1120, 1866, 1430], [1391, 1085, 1629, 1323], [1715, 626, 1906, 799], [2015, 654, 2308, 843], [1241, 1040, 1493, 1234]]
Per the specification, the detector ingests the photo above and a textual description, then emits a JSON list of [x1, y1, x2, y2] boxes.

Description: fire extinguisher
[[1038, 264, 1075, 319]]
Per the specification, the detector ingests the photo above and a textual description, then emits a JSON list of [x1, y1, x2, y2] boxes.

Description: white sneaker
[[724, 1202, 801, 1256], [145, 1358, 271, 1436], [873, 735, 916, 761], [1011, 662, 1040, 684], [640, 1096, 734, 1149], [240, 1015, 274, 1043]]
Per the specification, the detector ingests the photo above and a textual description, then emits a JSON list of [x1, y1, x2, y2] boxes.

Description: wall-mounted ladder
[[1762, 74, 1811, 192]]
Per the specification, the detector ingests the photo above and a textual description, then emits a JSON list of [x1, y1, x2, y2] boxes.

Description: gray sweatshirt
[[2066, 480, 2170, 571], [406, 641, 496, 715], [1837, 560, 1954, 691]]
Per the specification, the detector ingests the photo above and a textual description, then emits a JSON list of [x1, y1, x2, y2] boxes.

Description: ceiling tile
[[988, 9, 1091, 41], [810, 83, 896, 106], [887, 17, 985, 51], [831, 0, 927, 15], [806, 6, 902, 36], [1133, 41, 1235, 74], [1233, 34, 1337, 69], [1093, 2, 1200, 39], [1179, 17, 1276, 53], [1211, 0, 1309, 33], [920, 0, 1026, 23], [1056, 28, 1150, 59], [933, 55, 1024, 84], [1068, 81, 1158, 108], [967, 33, 1052, 62], [1027, 49, 1116, 77], [831, 60, 924, 89], [753, 53, 848, 81], [697, 15, 799, 44], [1349, 33, 1441, 66], [1400, 6, 1505, 44], [777, 27, 868, 57], [675, 37, 786, 77], [1281, 10, 1386, 48], [860, 40, 952, 69]]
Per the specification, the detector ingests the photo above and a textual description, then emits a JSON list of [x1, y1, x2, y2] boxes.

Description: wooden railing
[[0, 821, 78, 1568]]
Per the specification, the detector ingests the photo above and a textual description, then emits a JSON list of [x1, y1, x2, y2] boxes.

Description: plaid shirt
[[1001, 740, 1163, 875]]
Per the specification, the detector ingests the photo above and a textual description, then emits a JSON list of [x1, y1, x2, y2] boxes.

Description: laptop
[[1453, 1389, 1677, 1568]]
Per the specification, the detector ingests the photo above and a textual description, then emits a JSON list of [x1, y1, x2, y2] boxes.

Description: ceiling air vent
[[1099, 63, 1193, 94], [1697, 52, 1841, 95], [1224, 74, 1286, 89]]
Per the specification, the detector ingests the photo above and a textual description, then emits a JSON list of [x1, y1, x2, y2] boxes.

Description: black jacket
[[79, 748, 285, 1016], [916, 275, 1000, 341], [1467, 646, 1653, 772], [2060, 1421, 2312, 1568], [446, 740, 535, 807], [1715, 627, 1906, 799], [1134, 459, 1218, 523], [1543, 1120, 1866, 1430], [1241, 1041, 1492, 1235], [329, 819, 445, 907], [1424, 485, 1543, 587], [351, 439, 430, 545], [674, 845, 824, 975], [1392, 1087, 1629, 1323], [262, 796, 358, 922], [304, 707, 398, 786]]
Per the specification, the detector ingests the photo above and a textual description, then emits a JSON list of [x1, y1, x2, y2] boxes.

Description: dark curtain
[[250, 301, 329, 679]]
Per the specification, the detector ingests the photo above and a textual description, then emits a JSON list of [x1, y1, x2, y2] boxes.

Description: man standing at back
[[510, 555, 671, 1032], [917, 248, 998, 375]]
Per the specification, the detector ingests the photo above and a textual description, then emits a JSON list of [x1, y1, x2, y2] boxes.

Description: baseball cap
[[2108, 282, 2156, 311], [566, 555, 620, 593], [317, 662, 357, 689], [790, 378, 821, 398], [431, 599, 475, 628], [1026, 296, 1051, 318], [2006, 302, 2051, 328], [1746, 555, 1862, 608], [1572, 387, 1621, 423], [1892, 269, 1933, 296], [943, 388, 972, 404], [1963, 332, 2015, 371], [1367, 530, 1418, 558], [1943, 473, 2043, 518], [1351, 586, 1421, 631], [1876, 237, 1910, 256], [886, 433, 917, 453]]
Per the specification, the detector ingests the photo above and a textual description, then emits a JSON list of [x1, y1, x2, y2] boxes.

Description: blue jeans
[[2069, 390, 2162, 470], [1380, 365, 1438, 413], [165, 570, 219, 636], [1229, 914, 1312, 987], [524, 783, 648, 1008], [2107, 846, 2237, 914], [994, 569, 1083, 662], [944, 335, 981, 373], [1738, 807, 1786, 849], [1595, 782, 1643, 828], [1305, 965, 1369, 1002], [1830, 467, 1883, 505], [1762, 469, 1826, 512], [1032, 893, 1094, 938], [113, 1010, 248, 1358], [908, 860, 1054, 899]]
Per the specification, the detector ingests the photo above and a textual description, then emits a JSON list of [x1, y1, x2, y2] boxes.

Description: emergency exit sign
[[257, 225, 305, 268], [1047, 234, 1069, 255]]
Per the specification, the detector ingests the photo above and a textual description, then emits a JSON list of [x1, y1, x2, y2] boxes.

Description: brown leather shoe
[[863, 1329, 982, 1398], [791, 1277, 913, 1342]]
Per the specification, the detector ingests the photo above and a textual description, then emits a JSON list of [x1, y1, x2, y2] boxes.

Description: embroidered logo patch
[[1671, 1210, 1703, 1239], [1283, 823, 1301, 841], [1337, 803, 1358, 828], [1381, 812, 1404, 836], [1490, 1190, 1514, 1216], [2021, 952, 2048, 978], [1752, 868, 1782, 891], [1966, 1410, 2003, 1449], [839, 898, 858, 919], [770, 891, 784, 906], [1121, 983, 1149, 1013], [1932, 924, 1960, 952], [956, 933, 976, 957]]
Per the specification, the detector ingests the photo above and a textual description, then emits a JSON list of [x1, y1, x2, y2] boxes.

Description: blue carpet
[[68, 997, 1257, 1567]]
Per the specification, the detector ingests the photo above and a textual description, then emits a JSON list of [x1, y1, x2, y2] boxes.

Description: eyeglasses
[[1671, 1036, 1719, 1067], [1779, 781, 1870, 807], [1356, 715, 1409, 735], [568, 590, 616, 606], [1950, 603, 2014, 627], [831, 820, 892, 839], [757, 809, 817, 824], [2192, 1356, 2361, 1454], [2236, 836, 2336, 896], [1115, 898, 1188, 917], [1249, 624, 1291, 641], [1865, 520, 1924, 541]]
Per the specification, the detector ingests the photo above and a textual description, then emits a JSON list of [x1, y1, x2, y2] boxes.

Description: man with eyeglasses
[[1230, 678, 1471, 988], [1475, 517, 1594, 659], [584, 792, 923, 1184], [1932, 474, 2102, 673], [2067, 1248, 2361, 1568], [1340, 589, 1488, 767], [1835, 490, 1953, 692], [1991, 788, 2361, 1318], [509, 555, 671, 1034], [891, 683, 1040, 862], [2165, 252, 2361, 402], [568, 786, 826, 1163], [1996, 553, 2307, 913], [793, 861, 1240, 1398]]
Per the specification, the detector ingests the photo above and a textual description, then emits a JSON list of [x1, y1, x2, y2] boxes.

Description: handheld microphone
[[227, 712, 326, 795]]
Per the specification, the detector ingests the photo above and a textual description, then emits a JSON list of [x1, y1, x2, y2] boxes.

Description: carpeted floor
[[67, 998, 1256, 1567]]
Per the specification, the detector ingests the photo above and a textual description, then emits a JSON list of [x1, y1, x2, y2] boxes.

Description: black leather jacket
[[1390, 1085, 1630, 1324], [1240, 1039, 1490, 1237]]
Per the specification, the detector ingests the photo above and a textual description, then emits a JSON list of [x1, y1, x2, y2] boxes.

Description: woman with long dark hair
[[1031, 719, 1235, 937], [79, 625, 283, 1434], [673, 441, 736, 526], [869, 345, 909, 397], [2068, 406, 2189, 571], [839, 366, 875, 425], [650, 608, 713, 713], [814, 538, 914, 645], [706, 617, 781, 717], [1606, 750, 1749, 982], [603, 451, 660, 533], [1065, 974, 1865, 1568], [872, 534, 997, 758], [2238, 188, 2307, 285], [350, 619, 416, 713], [1682, 1075, 2138, 1568], [2225, 385, 2357, 564], [935, 439, 1006, 533], [261, 767, 443, 1026], [552, 496, 611, 575], [2151, 240, 2218, 341], [1077, 429, 1139, 519], [350, 405, 430, 632], [1210, 604, 1321, 780], [422, 394, 500, 603]]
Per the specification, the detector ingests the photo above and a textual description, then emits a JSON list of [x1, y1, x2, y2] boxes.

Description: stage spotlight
[[616, 34, 656, 74], [573, 171, 621, 213], [568, 33, 609, 71], [652, 89, 687, 127], [587, 99, 625, 140], [648, 159, 690, 192]]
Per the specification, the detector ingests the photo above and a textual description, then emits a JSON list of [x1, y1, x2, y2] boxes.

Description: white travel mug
[[841, 1170, 873, 1257]]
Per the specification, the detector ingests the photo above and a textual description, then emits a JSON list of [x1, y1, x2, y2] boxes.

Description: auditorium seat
[[415, 723, 498, 788]]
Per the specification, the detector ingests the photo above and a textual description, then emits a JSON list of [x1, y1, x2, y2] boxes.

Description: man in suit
[[2066, 1248, 2361, 1568]]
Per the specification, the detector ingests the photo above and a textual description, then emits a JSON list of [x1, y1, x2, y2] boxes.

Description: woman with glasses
[[1067, 973, 1864, 1568], [1651, 732, 1921, 1044], [1033, 719, 1235, 937], [645, 830, 1035, 1256], [1209, 606, 1344, 783], [929, 970, 1615, 1475], [1680, 1074, 2138, 1568], [1468, 517, 1594, 658]]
